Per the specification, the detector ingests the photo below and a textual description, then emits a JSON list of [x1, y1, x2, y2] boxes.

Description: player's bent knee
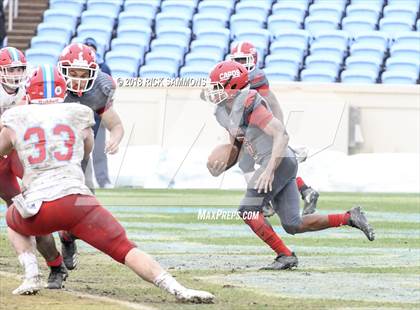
[[282, 223, 301, 235], [108, 233, 137, 264]]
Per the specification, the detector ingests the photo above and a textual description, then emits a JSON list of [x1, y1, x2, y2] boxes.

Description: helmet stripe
[[237, 42, 243, 54], [42, 64, 53, 99], [50, 65, 55, 98], [8, 47, 19, 62]]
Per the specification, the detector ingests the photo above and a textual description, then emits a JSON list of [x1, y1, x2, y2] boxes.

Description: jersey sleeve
[[73, 104, 96, 130], [1, 107, 21, 132], [96, 74, 116, 115], [246, 96, 273, 129], [251, 69, 270, 97]]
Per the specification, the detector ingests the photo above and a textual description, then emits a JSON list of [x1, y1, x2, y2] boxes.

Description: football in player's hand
[[207, 144, 239, 176]]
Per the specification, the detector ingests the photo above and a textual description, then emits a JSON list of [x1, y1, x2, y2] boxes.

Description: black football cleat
[[301, 187, 319, 216], [46, 263, 68, 289], [260, 252, 298, 270], [59, 232, 78, 270], [348, 206, 375, 241]]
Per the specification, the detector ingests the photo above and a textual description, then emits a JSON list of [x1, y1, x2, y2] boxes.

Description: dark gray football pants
[[238, 147, 302, 235]]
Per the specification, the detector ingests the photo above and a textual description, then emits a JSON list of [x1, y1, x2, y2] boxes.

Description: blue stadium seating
[[179, 66, 211, 78], [111, 37, 148, 55], [230, 14, 266, 36], [195, 28, 230, 47], [345, 55, 382, 75], [198, 1, 233, 20], [235, 2, 269, 20], [271, 29, 310, 48], [382, 70, 418, 84], [190, 40, 226, 59], [81, 11, 115, 29], [116, 25, 152, 46], [155, 12, 190, 31], [276, 0, 310, 9], [350, 0, 384, 8], [43, 9, 79, 29], [309, 3, 343, 22], [232, 29, 270, 53], [387, 0, 419, 5], [271, 3, 307, 21], [185, 52, 220, 68], [264, 66, 298, 81], [352, 32, 389, 50], [342, 16, 377, 34], [146, 51, 182, 70], [87, 0, 121, 18], [192, 14, 228, 34], [50, 0, 84, 15], [304, 16, 339, 34], [270, 41, 306, 60], [156, 27, 191, 46], [118, 11, 153, 28], [313, 30, 348, 50], [139, 64, 178, 78], [350, 42, 386, 62], [25, 49, 59, 67], [384, 5, 418, 24], [386, 57, 420, 75], [305, 54, 342, 72], [341, 69, 378, 84], [346, 4, 381, 22], [268, 16, 302, 33], [161, 0, 196, 20], [77, 24, 113, 49], [150, 38, 186, 57], [390, 43, 420, 60], [124, 0, 160, 16], [31, 37, 66, 54], [37, 23, 73, 42], [380, 18, 414, 34], [106, 51, 142, 76], [301, 68, 337, 82], [265, 54, 301, 72]]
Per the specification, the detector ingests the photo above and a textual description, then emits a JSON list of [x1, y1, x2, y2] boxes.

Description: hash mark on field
[[0, 271, 157, 310]]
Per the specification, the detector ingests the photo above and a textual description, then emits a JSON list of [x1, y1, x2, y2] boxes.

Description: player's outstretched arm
[[0, 127, 15, 156], [101, 107, 124, 154], [265, 90, 284, 123]]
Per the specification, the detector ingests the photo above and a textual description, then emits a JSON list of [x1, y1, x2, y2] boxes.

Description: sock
[[328, 213, 351, 227], [154, 271, 186, 295], [18, 252, 39, 279], [296, 177, 308, 194], [47, 254, 63, 267], [243, 212, 292, 256], [59, 231, 74, 242]]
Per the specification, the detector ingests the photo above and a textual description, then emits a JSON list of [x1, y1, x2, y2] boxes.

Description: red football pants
[[6, 194, 136, 264], [0, 151, 23, 206]]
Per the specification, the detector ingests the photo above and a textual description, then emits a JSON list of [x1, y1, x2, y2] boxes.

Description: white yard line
[[0, 271, 157, 310]]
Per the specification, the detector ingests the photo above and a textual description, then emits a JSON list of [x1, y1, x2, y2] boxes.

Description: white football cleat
[[174, 288, 215, 304], [12, 276, 43, 295]]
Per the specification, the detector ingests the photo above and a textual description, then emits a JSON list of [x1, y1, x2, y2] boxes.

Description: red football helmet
[[0, 47, 27, 89], [58, 43, 99, 95], [205, 60, 249, 105], [228, 41, 258, 72], [26, 65, 67, 104]]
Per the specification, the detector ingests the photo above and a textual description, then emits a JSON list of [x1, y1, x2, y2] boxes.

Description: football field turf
[[1, 189, 419, 309]]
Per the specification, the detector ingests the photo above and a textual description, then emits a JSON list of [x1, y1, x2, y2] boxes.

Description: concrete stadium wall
[[113, 82, 420, 154]]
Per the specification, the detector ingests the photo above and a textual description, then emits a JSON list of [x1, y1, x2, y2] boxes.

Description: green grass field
[[1, 189, 419, 310]]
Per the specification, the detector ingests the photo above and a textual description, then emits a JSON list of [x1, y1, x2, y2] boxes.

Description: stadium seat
[[81, 11, 115, 29], [265, 54, 301, 71], [240, 0, 273, 10], [161, 0, 196, 20], [195, 28, 230, 47], [309, 3, 343, 22], [384, 5, 418, 22], [387, 0, 419, 4], [50, 0, 84, 15], [346, 4, 381, 22], [124, 0, 159, 16], [313, 0, 347, 9], [271, 3, 307, 21], [310, 44, 346, 60], [230, 14, 266, 36], [111, 37, 148, 55], [270, 41, 306, 60], [342, 16, 377, 35], [30, 37, 66, 54], [380, 18, 414, 34], [394, 32, 420, 46], [235, 2, 269, 20], [386, 57, 420, 74], [345, 55, 382, 75], [268, 16, 302, 33], [109, 68, 137, 78], [25, 49, 59, 67], [37, 23, 73, 43], [150, 38, 187, 58], [179, 66, 211, 78], [350, 0, 384, 8], [304, 16, 339, 34], [300, 68, 337, 82], [352, 32, 389, 50], [87, 0, 121, 18], [71, 36, 106, 57], [156, 27, 191, 46], [341, 69, 378, 84], [381, 70, 418, 84], [276, 0, 310, 9], [305, 54, 342, 72], [390, 43, 420, 61], [190, 40, 226, 59], [271, 29, 310, 47], [155, 12, 190, 32], [43, 9, 79, 29], [192, 14, 228, 34], [313, 30, 349, 50], [77, 24, 113, 49], [232, 29, 270, 52], [198, 1, 233, 20], [350, 42, 386, 62], [417, 19, 420, 31], [118, 11, 154, 28], [146, 51, 182, 69], [139, 64, 178, 78], [264, 66, 298, 81], [106, 51, 142, 74], [185, 52, 220, 68], [117, 25, 152, 46]]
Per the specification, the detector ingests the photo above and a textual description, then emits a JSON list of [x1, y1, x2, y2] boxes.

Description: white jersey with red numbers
[[1, 102, 95, 206], [0, 84, 26, 116]]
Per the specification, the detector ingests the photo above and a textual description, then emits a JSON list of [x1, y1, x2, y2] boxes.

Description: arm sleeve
[[97, 75, 116, 115], [247, 104, 273, 129]]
